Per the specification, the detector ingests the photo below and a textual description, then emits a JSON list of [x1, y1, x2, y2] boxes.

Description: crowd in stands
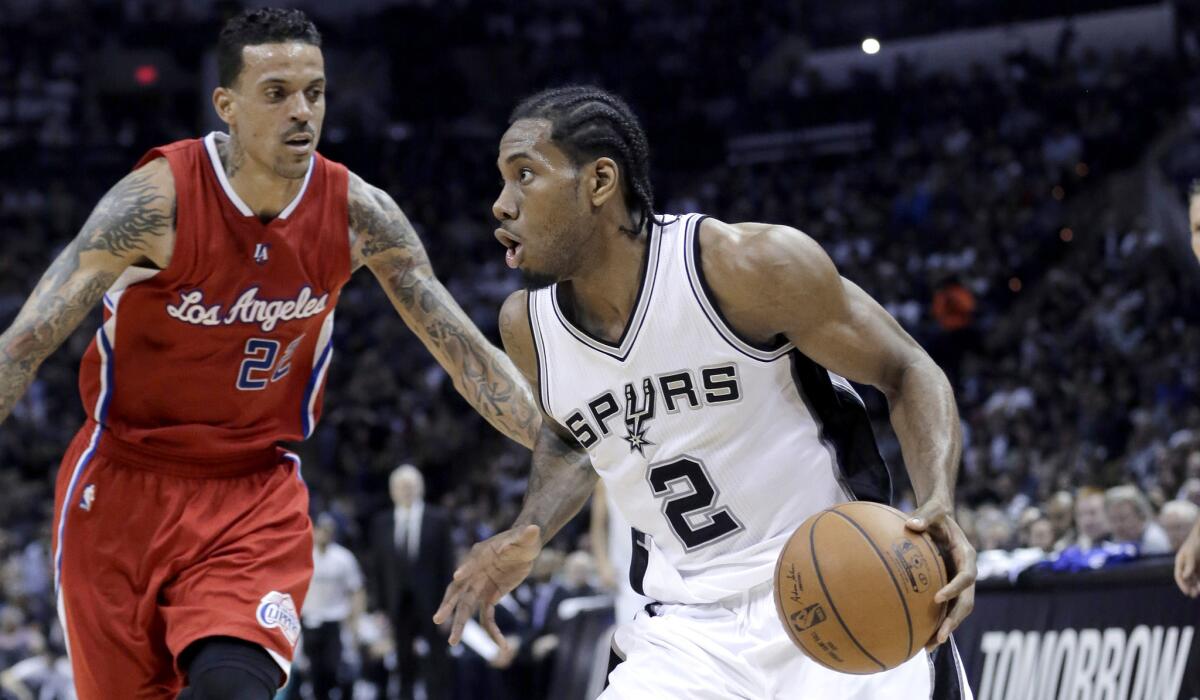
[[0, 1, 1196, 698]]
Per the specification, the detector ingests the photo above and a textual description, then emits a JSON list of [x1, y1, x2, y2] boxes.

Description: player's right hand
[[433, 524, 542, 649], [1175, 520, 1200, 598]]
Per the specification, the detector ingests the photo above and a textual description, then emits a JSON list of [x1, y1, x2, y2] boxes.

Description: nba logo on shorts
[[253, 243, 270, 265], [256, 591, 300, 646]]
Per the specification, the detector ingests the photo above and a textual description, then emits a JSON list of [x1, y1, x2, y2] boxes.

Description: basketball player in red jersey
[[0, 9, 538, 700]]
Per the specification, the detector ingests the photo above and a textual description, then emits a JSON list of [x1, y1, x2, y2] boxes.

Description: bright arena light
[[862, 37, 881, 55]]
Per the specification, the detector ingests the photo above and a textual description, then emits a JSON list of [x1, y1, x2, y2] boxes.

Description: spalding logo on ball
[[773, 501, 949, 674]]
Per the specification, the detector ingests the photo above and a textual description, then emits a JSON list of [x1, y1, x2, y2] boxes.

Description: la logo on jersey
[[564, 363, 743, 454], [256, 591, 300, 647], [253, 243, 270, 265]]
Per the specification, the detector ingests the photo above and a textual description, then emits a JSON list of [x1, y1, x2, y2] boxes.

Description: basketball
[[773, 501, 948, 675]]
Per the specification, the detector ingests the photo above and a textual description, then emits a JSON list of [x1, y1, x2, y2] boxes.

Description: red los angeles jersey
[[77, 132, 352, 459]]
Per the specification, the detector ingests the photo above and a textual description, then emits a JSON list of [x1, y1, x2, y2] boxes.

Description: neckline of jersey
[[203, 131, 315, 222], [549, 215, 669, 360]]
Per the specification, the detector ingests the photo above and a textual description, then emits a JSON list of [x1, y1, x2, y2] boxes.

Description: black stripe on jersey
[[788, 349, 893, 505], [684, 215, 793, 362], [930, 636, 969, 700], [629, 528, 650, 596], [605, 645, 624, 687]]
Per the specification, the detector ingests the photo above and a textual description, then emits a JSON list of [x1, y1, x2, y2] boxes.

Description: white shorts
[[602, 581, 973, 700]]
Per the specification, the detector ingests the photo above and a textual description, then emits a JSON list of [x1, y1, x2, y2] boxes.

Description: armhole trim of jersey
[[526, 290, 554, 418], [683, 216, 794, 362]]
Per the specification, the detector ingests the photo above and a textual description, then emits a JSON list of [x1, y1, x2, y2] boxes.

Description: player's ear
[[588, 157, 621, 208], [212, 87, 235, 127]]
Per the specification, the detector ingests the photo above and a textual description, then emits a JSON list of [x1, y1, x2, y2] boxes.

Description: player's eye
[[518, 168, 534, 184], [265, 88, 284, 101], [306, 88, 323, 101]]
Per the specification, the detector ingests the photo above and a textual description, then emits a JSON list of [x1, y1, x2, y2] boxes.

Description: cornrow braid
[[510, 86, 655, 237]]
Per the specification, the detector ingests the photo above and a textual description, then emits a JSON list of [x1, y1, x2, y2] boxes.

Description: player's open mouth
[[284, 133, 313, 153], [495, 228, 523, 269]]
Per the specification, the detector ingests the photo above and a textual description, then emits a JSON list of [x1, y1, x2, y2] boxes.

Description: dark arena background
[[1, 1, 1199, 699]]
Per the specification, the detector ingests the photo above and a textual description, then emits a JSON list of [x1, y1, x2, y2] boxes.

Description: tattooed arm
[[499, 289, 595, 542], [433, 290, 595, 646], [0, 158, 175, 425], [347, 172, 539, 449]]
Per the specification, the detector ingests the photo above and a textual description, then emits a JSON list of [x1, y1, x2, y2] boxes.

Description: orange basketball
[[773, 501, 948, 674]]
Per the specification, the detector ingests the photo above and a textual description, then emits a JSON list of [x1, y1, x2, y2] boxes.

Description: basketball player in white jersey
[[436, 86, 976, 698]]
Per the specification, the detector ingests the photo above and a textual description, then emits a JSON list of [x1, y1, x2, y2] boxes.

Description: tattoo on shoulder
[[79, 169, 173, 258]]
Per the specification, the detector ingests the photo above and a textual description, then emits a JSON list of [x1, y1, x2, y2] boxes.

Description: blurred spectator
[[931, 278, 977, 333], [354, 612, 394, 699], [1161, 499, 1200, 552], [0, 628, 72, 700], [301, 513, 365, 700], [370, 465, 454, 700], [528, 551, 598, 666], [976, 507, 1015, 551], [1043, 491, 1075, 550], [1071, 488, 1111, 550], [1105, 485, 1172, 555], [0, 608, 37, 672], [1027, 517, 1058, 554]]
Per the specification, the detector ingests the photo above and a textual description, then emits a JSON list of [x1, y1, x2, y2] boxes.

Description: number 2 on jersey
[[647, 457, 743, 551], [237, 336, 303, 390]]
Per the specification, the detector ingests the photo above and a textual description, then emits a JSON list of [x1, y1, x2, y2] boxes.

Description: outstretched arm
[[0, 159, 175, 425], [434, 290, 596, 647], [699, 219, 974, 648], [347, 173, 539, 449], [1177, 518, 1200, 597], [496, 290, 595, 542]]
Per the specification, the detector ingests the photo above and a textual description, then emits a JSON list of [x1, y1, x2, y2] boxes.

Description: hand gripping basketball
[[904, 501, 976, 650], [433, 525, 542, 650], [774, 501, 976, 674]]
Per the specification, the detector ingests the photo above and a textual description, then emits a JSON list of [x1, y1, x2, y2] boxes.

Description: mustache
[[284, 126, 315, 138]]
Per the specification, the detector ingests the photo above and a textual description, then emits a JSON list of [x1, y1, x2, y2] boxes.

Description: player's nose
[[288, 92, 313, 121], [492, 189, 516, 221]]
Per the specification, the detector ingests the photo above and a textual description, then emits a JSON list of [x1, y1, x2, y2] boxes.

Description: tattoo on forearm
[[349, 176, 540, 448], [515, 430, 596, 539], [0, 167, 170, 424]]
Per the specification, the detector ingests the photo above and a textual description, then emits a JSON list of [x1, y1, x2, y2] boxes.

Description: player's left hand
[[906, 501, 976, 651], [433, 525, 541, 650]]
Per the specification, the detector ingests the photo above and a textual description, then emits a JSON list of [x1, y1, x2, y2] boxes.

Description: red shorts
[[52, 421, 312, 700]]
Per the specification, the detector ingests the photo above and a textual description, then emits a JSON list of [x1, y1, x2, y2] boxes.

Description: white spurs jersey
[[528, 213, 892, 605]]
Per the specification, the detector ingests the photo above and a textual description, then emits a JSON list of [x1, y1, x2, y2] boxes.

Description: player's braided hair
[[510, 86, 655, 237], [217, 8, 322, 88]]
